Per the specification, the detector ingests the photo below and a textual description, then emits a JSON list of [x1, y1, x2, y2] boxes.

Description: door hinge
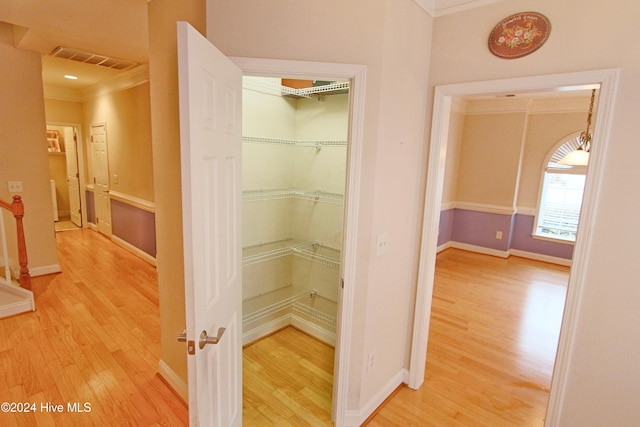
[[341, 278, 344, 289]]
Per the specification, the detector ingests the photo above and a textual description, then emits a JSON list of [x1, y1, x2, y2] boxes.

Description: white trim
[[229, 57, 366, 427], [455, 201, 515, 215], [158, 359, 188, 402], [46, 122, 88, 229], [510, 249, 572, 267], [242, 316, 291, 346], [433, 0, 506, 17], [30, 264, 62, 277], [440, 201, 456, 211], [439, 242, 572, 266], [109, 190, 156, 213], [111, 235, 157, 266], [82, 65, 149, 101], [343, 369, 409, 426], [0, 280, 35, 318], [516, 206, 537, 216], [290, 314, 336, 347], [449, 241, 509, 258], [410, 69, 620, 427]]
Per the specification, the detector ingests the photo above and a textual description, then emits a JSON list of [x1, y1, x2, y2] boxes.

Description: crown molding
[[81, 64, 149, 101], [414, 0, 506, 17]]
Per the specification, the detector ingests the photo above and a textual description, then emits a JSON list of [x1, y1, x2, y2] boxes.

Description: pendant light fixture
[[558, 89, 596, 166]]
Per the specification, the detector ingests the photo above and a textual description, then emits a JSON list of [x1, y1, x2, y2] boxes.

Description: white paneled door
[[177, 22, 242, 426], [90, 124, 111, 236]]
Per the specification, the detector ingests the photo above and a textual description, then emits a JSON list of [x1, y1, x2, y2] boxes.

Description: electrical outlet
[[496, 231, 503, 240], [376, 233, 389, 255], [7, 181, 23, 193], [368, 349, 376, 372]]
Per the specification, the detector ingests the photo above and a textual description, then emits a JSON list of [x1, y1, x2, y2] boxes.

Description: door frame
[[409, 69, 620, 424], [47, 122, 88, 228], [231, 57, 366, 426]]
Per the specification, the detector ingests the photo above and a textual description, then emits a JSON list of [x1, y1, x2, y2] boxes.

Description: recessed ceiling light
[[64, 74, 78, 80]]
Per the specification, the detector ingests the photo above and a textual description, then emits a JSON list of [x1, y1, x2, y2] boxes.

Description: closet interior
[[241, 76, 349, 346]]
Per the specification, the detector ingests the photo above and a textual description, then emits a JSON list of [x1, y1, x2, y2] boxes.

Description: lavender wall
[[86, 190, 95, 224], [511, 214, 574, 259], [440, 208, 573, 260], [111, 199, 156, 257]]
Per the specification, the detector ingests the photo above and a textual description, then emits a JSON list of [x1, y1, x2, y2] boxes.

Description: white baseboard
[[290, 314, 336, 346], [510, 249, 572, 267], [449, 241, 510, 258], [437, 241, 452, 253], [30, 264, 62, 277], [442, 241, 572, 266], [111, 235, 156, 266], [344, 368, 409, 426], [158, 359, 188, 402], [242, 315, 290, 345]]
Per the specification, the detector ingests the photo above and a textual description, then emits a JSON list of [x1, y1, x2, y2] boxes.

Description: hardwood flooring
[[364, 248, 569, 426], [243, 327, 334, 426], [0, 229, 568, 426], [0, 229, 188, 427]]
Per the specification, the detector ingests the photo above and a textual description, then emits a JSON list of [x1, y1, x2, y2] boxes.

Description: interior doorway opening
[[46, 123, 85, 232], [410, 69, 619, 427], [240, 74, 350, 424]]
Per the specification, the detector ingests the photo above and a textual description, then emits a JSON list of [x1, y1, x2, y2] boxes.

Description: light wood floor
[[0, 230, 568, 426], [0, 229, 189, 426], [243, 327, 334, 426], [365, 248, 569, 426]]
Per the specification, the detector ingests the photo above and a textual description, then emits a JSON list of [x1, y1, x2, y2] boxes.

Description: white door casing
[[64, 127, 82, 227], [90, 124, 111, 236], [178, 22, 243, 427]]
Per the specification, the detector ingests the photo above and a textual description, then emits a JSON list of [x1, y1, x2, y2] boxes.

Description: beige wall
[[147, 0, 206, 392], [517, 110, 587, 209], [149, 0, 433, 412], [84, 83, 154, 202], [456, 111, 526, 207], [430, 1, 640, 424], [441, 105, 464, 205], [0, 22, 58, 273]]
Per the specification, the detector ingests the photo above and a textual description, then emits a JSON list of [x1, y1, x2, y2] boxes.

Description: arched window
[[534, 133, 588, 242]]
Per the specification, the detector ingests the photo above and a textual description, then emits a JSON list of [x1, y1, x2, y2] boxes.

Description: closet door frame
[[231, 57, 366, 427]]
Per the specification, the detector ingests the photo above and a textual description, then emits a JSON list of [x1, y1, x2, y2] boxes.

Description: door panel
[[177, 21, 242, 426], [90, 124, 111, 236], [64, 127, 82, 227]]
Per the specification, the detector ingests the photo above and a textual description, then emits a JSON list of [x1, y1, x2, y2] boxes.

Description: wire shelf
[[242, 239, 340, 268], [242, 188, 344, 206], [242, 77, 349, 99], [243, 136, 347, 148]]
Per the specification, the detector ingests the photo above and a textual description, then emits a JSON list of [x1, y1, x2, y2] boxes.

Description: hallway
[[0, 229, 188, 426]]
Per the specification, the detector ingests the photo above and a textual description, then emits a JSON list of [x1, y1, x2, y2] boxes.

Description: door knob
[[199, 328, 226, 349]]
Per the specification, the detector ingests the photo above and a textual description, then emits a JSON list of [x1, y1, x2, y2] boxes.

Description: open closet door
[[177, 21, 243, 426]]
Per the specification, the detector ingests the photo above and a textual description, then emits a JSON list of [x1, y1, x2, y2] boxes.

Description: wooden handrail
[[0, 195, 31, 290]]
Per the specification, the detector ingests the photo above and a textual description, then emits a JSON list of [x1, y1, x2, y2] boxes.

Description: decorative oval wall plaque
[[488, 12, 551, 59]]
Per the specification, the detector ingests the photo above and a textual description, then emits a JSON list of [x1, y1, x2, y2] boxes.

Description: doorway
[[409, 69, 619, 425], [232, 57, 367, 426], [240, 75, 350, 422], [46, 123, 85, 232]]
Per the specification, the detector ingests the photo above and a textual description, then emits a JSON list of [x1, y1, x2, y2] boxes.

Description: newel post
[[11, 196, 31, 290]]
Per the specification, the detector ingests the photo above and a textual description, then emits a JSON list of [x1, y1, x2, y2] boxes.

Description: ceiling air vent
[[49, 46, 137, 71]]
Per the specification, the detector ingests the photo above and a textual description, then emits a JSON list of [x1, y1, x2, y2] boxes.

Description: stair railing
[[0, 195, 31, 290]]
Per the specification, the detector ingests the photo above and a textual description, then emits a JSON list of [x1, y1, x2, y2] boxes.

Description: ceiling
[[6, 0, 583, 100]]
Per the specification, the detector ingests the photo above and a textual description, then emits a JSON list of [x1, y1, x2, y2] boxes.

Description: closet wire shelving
[[243, 77, 350, 100], [242, 239, 340, 270]]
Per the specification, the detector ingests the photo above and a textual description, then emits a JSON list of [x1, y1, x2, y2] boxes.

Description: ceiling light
[[558, 89, 596, 166], [64, 74, 78, 80]]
